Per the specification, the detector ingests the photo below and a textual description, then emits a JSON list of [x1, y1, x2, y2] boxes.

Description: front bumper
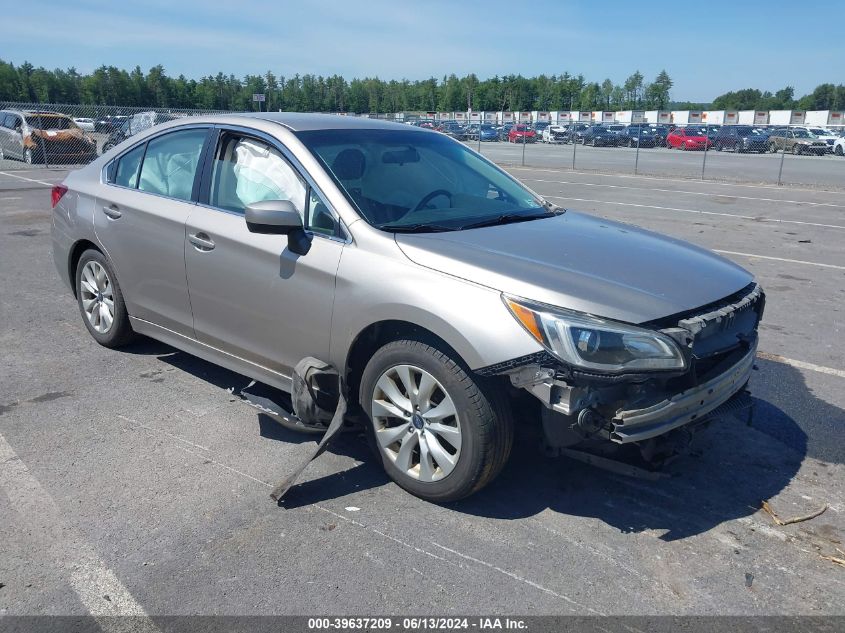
[[611, 341, 756, 443]]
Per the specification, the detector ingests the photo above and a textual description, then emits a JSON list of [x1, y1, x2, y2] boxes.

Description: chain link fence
[[1, 102, 843, 189], [466, 119, 845, 189], [0, 102, 226, 170]]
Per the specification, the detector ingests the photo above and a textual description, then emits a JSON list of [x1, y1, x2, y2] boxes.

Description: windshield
[[809, 128, 827, 135], [296, 128, 547, 232], [792, 130, 811, 138]]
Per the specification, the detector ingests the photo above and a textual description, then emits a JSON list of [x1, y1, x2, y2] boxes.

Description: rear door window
[[138, 128, 207, 201]]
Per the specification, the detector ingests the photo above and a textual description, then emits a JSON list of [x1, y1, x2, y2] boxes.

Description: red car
[[666, 127, 712, 151], [508, 124, 536, 143]]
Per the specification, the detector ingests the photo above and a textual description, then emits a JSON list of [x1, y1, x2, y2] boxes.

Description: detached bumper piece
[[611, 344, 756, 444]]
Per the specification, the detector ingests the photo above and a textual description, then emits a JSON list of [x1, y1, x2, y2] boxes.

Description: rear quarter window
[[112, 143, 146, 188]]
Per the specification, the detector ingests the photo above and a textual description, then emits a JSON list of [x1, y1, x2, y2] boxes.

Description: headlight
[[504, 296, 687, 373]]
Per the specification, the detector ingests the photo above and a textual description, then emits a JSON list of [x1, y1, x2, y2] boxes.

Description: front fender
[[329, 244, 543, 372]]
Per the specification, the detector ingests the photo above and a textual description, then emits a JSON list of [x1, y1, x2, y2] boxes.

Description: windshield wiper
[[379, 223, 456, 233], [458, 211, 555, 231]]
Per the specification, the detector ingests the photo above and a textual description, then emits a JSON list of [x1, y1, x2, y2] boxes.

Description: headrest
[[331, 148, 366, 180]]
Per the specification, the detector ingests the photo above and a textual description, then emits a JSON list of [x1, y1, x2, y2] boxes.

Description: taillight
[[51, 184, 68, 209]]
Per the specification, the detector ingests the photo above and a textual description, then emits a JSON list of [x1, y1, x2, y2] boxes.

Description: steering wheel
[[412, 189, 452, 213]]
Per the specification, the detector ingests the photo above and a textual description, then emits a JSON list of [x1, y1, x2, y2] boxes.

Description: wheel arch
[[344, 319, 466, 411], [68, 239, 102, 298]]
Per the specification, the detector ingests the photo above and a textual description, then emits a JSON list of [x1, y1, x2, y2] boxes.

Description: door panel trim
[[129, 316, 292, 392]]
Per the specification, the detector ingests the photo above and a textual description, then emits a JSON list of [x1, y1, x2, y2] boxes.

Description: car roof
[[225, 112, 420, 132]]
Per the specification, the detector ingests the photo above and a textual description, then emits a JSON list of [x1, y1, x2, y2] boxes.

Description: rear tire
[[360, 339, 513, 503], [75, 249, 136, 348]]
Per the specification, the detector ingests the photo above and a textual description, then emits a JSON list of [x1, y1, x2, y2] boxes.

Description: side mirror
[[245, 199, 311, 256]]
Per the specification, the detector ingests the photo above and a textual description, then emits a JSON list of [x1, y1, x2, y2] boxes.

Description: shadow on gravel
[[451, 359, 837, 541], [120, 336, 390, 502]]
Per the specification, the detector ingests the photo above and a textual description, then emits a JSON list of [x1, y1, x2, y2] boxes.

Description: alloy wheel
[[80, 260, 115, 334], [371, 364, 462, 483]]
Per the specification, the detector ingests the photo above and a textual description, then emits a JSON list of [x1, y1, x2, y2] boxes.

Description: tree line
[[1, 60, 842, 114], [711, 85, 845, 112], [0, 60, 671, 113]]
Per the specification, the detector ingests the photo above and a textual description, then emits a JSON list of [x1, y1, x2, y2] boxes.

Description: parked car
[[508, 124, 537, 143], [797, 127, 839, 153], [606, 124, 627, 138], [767, 128, 828, 155], [666, 127, 712, 151], [0, 109, 97, 164], [436, 122, 467, 141], [532, 122, 550, 137], [497, 123, 514, 139], [541, 125, 568, 144], [833, 134, 845, 157], [73, 117, 96, 132], [101, 112, 179, 153], [476, 124, 499, 141], [94, 115, 128, 133], [618, 124, 658, 148], [566, 123, 590, 144], [713, 126, 769, 153], [580, 125, 619, 147], [52, 112, 764, 501], [651, 125, 669, 145]]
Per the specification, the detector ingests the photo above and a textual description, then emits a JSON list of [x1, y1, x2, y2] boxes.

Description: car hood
[[394, 211, 753, 324]]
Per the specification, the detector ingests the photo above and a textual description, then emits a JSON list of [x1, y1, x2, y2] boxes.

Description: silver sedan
[[52, 113, 764, 501]]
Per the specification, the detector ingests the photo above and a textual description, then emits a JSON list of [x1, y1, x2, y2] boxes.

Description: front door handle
[[188, 232, 215, 251], [103, 204, 122, 219]]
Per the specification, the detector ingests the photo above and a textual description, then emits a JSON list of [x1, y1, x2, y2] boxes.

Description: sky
[[4, 0, 843, 103]]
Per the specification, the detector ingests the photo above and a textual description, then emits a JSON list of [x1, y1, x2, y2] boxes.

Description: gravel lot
[[1, 166, 843, 619]]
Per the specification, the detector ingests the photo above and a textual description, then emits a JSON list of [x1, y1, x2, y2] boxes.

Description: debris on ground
[[761, 500, 828, 526], [820, 548, 845, 568]]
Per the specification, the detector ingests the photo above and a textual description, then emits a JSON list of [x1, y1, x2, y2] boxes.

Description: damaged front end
[[487, 283, 765, 469]]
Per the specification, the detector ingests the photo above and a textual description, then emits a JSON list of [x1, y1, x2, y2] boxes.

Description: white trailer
[[616, 110, 645, 123], [645, 110, 671, 124], [531, 111, 551, 123], [703, 110, 738, 125], [738, 110, 769, 125], [592, 111, 614, 123], [575, 111, 592, 122], [671, 111, 690, 125], [550, 111, 572, 124], [496, 111, 515, 124], [805, 110, 844, 127], [769, 110, 805, 125], [516, 111, 531, 123]]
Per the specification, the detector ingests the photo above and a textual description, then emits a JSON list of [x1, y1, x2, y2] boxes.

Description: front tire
[[836, 145, 844, 157], [75, 249, 136, 348], [360, 339, 513, 502]]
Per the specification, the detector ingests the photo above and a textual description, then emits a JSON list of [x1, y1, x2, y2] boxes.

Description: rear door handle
[[188, 232, 215, 251], [102, 204, 122, 219]]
